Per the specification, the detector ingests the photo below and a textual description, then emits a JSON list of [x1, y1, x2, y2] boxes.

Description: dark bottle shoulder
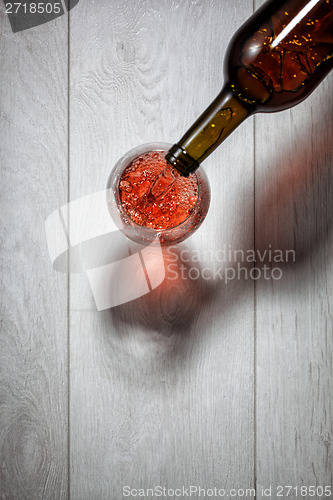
[[224, 0, 333, 111]]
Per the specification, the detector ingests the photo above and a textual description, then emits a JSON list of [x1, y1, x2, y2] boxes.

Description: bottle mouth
[[165, 144, 199, 176]]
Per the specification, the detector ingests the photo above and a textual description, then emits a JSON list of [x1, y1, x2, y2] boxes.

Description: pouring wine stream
[[145, 164, 180, 203]]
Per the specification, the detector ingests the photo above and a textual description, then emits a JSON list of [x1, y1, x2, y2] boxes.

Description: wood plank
[[254, 0, 333, 496], [69, 0, 255, 498], [0, 6, 69, 500]]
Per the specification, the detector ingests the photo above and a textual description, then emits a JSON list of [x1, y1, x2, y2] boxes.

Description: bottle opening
[[165, 145, 200, 176]]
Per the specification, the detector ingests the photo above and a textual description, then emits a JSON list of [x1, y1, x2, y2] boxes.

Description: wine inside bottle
[[166, 0, 333, 176]]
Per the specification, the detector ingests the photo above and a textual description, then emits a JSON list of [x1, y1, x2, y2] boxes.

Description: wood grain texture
[[69, 1, 255, 498], [0, 6, 68, 500], [254, 0, 333, 497], [255, 83, 333, 497], [2, 0, 331, 499]]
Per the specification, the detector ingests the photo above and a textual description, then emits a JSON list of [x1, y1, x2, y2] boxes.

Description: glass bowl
[[106, 142, 210, 246]]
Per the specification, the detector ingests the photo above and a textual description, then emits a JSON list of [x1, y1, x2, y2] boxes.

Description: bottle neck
[[166, 85, 252, 175]]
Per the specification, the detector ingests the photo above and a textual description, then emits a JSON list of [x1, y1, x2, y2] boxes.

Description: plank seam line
[[67, 3, 71, 500], [253, 101, 257, 500]]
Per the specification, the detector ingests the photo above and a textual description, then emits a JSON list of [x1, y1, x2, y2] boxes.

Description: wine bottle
[[165, 0, 333, 176]]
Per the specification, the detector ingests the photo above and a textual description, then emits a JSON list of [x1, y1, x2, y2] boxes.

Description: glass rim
[[106, 142, 211, 245]]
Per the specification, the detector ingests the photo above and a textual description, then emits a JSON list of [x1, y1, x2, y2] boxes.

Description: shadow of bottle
[[211, 97, 333, 306], [253, 103, 333, 287]]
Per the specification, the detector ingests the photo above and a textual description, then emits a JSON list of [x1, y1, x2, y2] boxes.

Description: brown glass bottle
[[166, 0, 333, 176]]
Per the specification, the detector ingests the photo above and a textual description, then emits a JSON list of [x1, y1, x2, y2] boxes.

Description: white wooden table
[[1, 1, 332, 499]]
